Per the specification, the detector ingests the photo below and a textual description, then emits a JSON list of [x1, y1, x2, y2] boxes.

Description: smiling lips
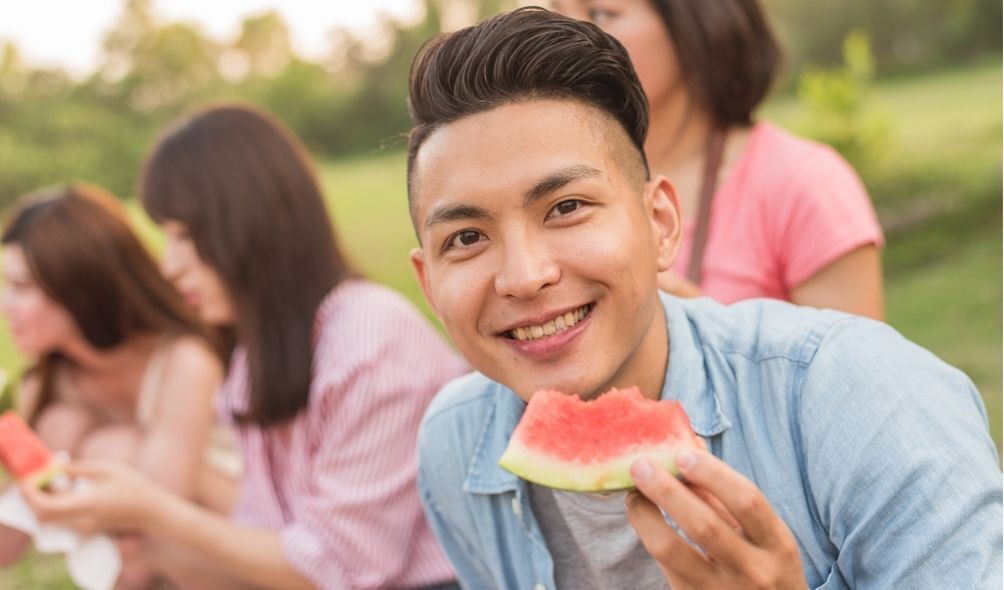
[[508, 304, 593, 341]]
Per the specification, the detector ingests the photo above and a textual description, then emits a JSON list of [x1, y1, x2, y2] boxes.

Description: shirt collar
[[463, 293, 732, 495], [463, 381, 525, 494], [659, 292, 733, 437]]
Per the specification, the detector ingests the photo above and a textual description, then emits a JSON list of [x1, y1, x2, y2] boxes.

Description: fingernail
[[676, 449, 697, 473], [631, 458, 653, 483]]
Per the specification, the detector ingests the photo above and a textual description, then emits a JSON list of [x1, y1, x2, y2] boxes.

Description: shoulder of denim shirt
[[422, 370, 499, 420], [672, 295, 884, 366]]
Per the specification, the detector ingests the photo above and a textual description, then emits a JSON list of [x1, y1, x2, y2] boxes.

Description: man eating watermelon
[[405, 7, 1001, 590]]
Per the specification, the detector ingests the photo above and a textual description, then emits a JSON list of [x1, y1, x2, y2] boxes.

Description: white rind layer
[[498, 438, 690, 492]]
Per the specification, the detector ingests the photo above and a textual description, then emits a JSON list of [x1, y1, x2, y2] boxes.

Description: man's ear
[[646, 175, 683, 272], [410, 247, 440, 317]]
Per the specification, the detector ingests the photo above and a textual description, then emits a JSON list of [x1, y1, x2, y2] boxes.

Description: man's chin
[[506, 374, 602, 402]]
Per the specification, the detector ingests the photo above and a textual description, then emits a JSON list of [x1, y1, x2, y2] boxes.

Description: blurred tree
[[232, 11, 293, 78], [0, 42, 26, 97], [248, 57, 355, 153], [0, 0, 998, 211], [765, 0, 1002, 81], [796, 30, 889, 174], [324, 0, 519, 155], [119, 23, 221, 111], [99, 0, 221, 111], [100, 0, 158, 81]]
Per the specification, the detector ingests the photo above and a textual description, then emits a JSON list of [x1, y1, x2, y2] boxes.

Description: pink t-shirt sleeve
[[772, 145, 884, 289]]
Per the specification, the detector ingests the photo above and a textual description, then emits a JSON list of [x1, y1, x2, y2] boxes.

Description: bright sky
[[0, 0, 424, 75]]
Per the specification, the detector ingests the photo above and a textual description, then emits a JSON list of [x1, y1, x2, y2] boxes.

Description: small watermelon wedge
[[0, 410, 64, 489], [499, 387, 702, 492]]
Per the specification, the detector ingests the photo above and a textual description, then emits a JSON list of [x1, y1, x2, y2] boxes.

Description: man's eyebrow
[[524, 164, 603, 206], [424, 203, 493, 230]]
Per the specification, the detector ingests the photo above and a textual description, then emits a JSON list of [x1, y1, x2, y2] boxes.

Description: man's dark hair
[[648, 0, 781, 126], [406, 6, 649, 215]]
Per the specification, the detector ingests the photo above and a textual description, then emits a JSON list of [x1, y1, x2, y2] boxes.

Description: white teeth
[[510, 305, 591, 341]]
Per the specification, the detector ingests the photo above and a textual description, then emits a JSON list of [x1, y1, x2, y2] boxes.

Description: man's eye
[[547, 199, 583, 219], [447, 230, 486, 250]]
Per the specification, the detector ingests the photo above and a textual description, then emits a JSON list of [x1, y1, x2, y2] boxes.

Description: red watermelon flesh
[[498, 386, 703, 491], [0, 410, 61, 487]]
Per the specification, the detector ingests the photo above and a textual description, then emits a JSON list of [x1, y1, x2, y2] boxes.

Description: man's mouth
[[505, 303, 594, 341]]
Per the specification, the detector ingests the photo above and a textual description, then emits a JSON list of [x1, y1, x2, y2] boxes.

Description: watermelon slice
[[0, 410, 64, 489], [498, 387, 703, 491]]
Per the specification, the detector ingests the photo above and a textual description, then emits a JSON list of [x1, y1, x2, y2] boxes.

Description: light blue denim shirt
[[417, 294, 1003, 590]]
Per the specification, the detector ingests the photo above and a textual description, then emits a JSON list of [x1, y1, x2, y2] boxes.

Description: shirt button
[[534, 584, 546, 590], [511, 497, 522, 516]]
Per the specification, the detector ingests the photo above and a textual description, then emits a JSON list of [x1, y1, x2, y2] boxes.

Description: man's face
[[411, 99, 681, 401]]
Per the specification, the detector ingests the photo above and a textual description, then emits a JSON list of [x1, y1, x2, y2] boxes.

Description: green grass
[[320, 151, 432, 319], [0, 554, 74, 590], [885, 221, 1002, 445]]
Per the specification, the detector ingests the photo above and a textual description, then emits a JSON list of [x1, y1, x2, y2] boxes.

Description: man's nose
[[493, 232, 561, 300]]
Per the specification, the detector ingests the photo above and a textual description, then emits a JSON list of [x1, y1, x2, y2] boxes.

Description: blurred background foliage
[[0, 0, 1000, 585], [0, 0, 998, 438], [0, 0, 999, 199], [0, 0, 502, 200]]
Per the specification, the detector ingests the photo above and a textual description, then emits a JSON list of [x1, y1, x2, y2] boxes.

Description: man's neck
[[595, 296, 669, 402]]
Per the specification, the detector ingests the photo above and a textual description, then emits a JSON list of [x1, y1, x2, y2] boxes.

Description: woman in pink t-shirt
[[553, 0, 884, 318], [22, 104, 467, 590]]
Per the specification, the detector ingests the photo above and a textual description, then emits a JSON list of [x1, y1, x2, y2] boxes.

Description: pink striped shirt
[[217, 279, 469, 589]]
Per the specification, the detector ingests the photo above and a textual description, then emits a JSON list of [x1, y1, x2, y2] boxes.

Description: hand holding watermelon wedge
[[18, 459, 163, 536], [0, 411, 67, 491], [626, 450, 807, 589]]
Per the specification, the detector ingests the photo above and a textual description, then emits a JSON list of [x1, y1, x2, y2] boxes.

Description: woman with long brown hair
[[0, 185, 230, 581], [552, 0, 885, 319], [23, 103, 467, 590]]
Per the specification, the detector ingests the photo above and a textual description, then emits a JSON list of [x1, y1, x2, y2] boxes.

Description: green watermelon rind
[[30, 461, 66, 490], [498, 439, 688, 492], [1, 459, 65, 490]]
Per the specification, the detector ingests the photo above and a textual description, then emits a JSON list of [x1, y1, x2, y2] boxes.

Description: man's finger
[[625, 489, 709, 586], [631, 457, 756, 572], [674, 450, 790, 548], [687, 483, 743, 534]]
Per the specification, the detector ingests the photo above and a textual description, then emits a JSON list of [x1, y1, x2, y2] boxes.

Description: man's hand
[[627, 450, 807, 589]]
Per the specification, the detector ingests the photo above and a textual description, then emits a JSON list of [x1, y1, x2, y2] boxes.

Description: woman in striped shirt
[[22, 103, 468, 590]]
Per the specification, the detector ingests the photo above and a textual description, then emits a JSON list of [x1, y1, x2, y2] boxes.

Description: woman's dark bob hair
[[141, 103, 353, 427], [648, 0, 782, 126]]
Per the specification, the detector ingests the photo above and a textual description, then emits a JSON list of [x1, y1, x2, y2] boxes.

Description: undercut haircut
[[406, 6, 650, 220]]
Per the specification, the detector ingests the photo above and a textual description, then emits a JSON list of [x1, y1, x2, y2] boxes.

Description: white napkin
[[0, 485, 121, 590]]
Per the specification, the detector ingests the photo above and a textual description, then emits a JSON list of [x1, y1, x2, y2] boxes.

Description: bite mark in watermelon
[[0, 410, 64, 489], [498, 387, 702, 491]]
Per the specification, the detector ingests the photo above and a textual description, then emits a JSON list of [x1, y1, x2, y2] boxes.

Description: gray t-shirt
[[528, 483, 671, 590]]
